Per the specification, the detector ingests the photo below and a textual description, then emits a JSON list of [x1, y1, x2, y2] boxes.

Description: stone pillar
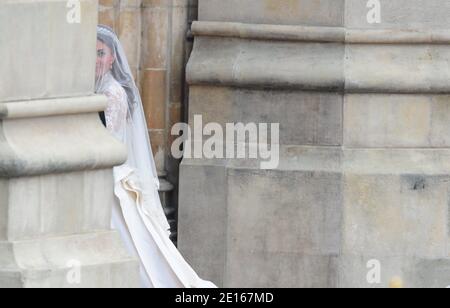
[[141, 0, 169, 175], [98, 0, 120, 32], [117, 0, 142, 83], [142, 0, 197, 241], [0, 0, 139, 288], [98, 1, 196, 242], [179, 0, 450, 287]]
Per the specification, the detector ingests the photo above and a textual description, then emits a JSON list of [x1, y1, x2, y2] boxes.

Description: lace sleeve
[[104, 86, 128, 141]]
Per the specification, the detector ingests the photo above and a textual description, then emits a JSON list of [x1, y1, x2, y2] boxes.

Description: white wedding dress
[[98, 72, 215, 288]]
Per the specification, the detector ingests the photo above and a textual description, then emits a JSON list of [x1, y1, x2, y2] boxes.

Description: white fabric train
[[96, 25, 216, 288]]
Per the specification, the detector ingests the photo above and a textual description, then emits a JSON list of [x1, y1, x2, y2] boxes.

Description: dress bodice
[[96, 72, 128, 142]]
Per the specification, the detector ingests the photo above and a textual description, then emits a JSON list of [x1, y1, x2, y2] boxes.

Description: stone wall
[[179, 0, 450, 288], [0, 0, 139, 288]]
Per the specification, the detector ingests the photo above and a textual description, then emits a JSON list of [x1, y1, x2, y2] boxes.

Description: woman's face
[[96, 40, 115, 78]]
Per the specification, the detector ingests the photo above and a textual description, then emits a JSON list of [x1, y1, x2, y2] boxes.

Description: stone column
[[179, 0, 450, 287], [0, 0, 139, 288], [141, 0, 169, 175], [141, 0, 197, 241], [98, 1, 196, 242], [98, 0, 120, 32]]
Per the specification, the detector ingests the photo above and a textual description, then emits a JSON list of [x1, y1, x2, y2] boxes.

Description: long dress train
[[99, 72, 215, 288]]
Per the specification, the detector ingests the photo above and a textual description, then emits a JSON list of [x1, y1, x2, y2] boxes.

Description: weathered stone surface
[[344, 94, 450, 147], [413, 259, 450, 288], [141, 7, 169, 69], [0, 231, 139, 288], [180, 148, 450, 287], [118, 8, 141, 71], [142, 70, 167, 130], [346, 0, 450, 29], [199, 0, 345, 27], [0, 0, 98, 102], [3, 169, 114, 241], [342, 173, 449, 258], [225, 168, 341, 287], [189, 86, 343, 146], [179, 0, 450, 288], [0, 0, 139, 288], [0, 105, 126, 178], [345, 44, 450, 93], [187, 38, 344, 91], [178, 162, 228, 286], [227, 251, 339, 288], [0, 180, 7, 241]]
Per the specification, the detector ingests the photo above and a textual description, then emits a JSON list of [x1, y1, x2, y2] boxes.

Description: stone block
[[0, 231, 139, 288], [178, 161, 228, 286], [118, 9, 141, 70], [346, 0, 450, 29], [3, 169, 114, 241], [187, 37, 344, 91], [342, 173, 449, 258], [199, 0, 345, 27], [0, 0, 98, 102], [189, 86, 343, 146], [345, 44, 450, 93], [180, 0, 450, 288], [141, 7, 169, 69], [141, 70, 167, 130]]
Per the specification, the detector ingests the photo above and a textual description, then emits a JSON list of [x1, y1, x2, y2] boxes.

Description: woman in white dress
[[95, 24, 215, 288]]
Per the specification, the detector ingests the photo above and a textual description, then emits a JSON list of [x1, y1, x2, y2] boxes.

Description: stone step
[[0, 230, 139, 288]]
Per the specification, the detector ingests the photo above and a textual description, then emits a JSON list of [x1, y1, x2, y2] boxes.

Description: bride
[[95, 24, 215, 288]]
